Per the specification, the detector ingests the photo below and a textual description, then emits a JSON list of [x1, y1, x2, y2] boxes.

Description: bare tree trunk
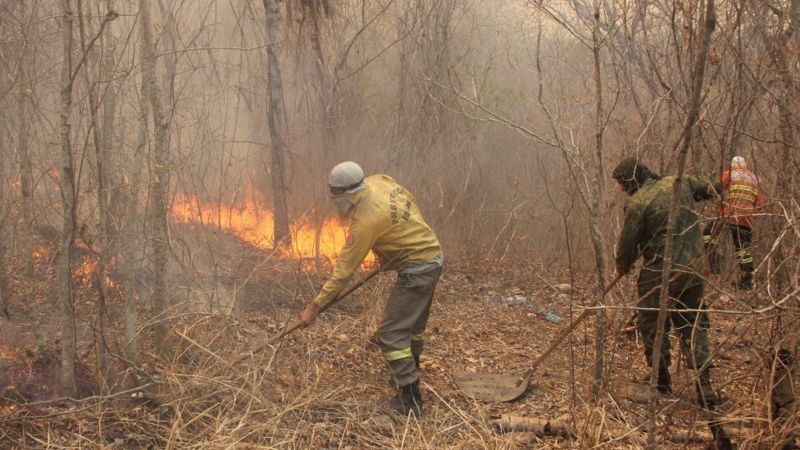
[[308, 6, 334, 150], [793, 0, 800, 56], [389, 11, 410, 171], [647, 1, 716, 447], [307, 6, 334, 270], [590, 0, 608, 400], [139, 0, 171, 351], [120, 83, 149, 366], [770, 349, 796, 448], [262, 0, 291, 248], [77, 0, 116, 392], [101, 0, 121, 256], [15, 0, 49, 357], [767, 5, 799, 444], [0, 130, 8, 319], [156, 0, 177, 116], [58, 0, 78, 399]]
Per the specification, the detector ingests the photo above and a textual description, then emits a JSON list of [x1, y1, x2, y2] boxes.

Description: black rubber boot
[[388, 381, 423, 417], [696, 369, 732, 450]]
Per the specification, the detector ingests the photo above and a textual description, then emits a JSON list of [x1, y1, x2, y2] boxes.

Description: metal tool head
[[454, 372, 530, 402]]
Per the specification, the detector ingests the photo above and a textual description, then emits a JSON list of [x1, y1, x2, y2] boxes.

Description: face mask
[[332, 195, 354, 217]]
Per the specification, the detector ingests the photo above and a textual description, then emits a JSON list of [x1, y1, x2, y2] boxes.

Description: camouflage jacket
[[616, 175, 714, 287]]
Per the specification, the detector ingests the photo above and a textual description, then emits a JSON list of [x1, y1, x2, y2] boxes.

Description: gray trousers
[[378, 266, 442, 387]]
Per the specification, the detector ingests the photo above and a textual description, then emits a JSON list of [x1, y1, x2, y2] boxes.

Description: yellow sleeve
[[312, 219, 379, 308]]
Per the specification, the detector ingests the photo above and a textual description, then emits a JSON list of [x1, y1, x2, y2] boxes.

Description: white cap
[[328, 161, 365, 188], [731, 156, 747, 169]]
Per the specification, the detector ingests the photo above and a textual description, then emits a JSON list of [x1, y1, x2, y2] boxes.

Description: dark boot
[[696, 368, 720, 410], [696, 369, 732, 450], [733, 272, 753, 291], [706, 244, 722, 275], [657, 365, 672, 395], [388, 381, 423, 417], [411, 339, 423, 370]]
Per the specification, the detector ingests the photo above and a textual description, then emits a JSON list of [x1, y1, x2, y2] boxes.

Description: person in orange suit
[[703, 156, 764, 290]]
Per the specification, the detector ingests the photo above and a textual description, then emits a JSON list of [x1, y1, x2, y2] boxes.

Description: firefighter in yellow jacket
[[298, 161, 443, 417]]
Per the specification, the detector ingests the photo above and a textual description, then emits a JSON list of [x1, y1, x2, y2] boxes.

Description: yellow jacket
[[313, 175, 442, 307]]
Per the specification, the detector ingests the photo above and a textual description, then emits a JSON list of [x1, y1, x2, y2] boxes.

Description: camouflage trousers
[[377, 266, 442, 387], [637, 275, 710, 371]]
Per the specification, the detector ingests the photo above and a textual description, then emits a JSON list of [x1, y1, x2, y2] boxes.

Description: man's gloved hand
[[299, 303, 320, 327]]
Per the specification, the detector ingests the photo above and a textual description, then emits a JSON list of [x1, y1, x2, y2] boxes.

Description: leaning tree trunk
[[262, 0, 291, 248], [58, 0, 78, 399], [139, 0, 170, 352], [647, 1, 716, 448]]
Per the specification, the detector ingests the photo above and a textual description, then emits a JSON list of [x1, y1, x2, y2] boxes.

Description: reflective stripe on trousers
[[384, 347, 413, 362], [378, 266, 441, 387]]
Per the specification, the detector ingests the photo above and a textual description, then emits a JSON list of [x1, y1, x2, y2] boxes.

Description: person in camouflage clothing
[[613, 157, 731, 448]]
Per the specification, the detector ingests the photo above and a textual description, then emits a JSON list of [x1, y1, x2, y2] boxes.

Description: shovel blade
[[454, 372, 530, 402]]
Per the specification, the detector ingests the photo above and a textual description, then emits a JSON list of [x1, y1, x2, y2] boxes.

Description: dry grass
[[0, 259, 797, 448]]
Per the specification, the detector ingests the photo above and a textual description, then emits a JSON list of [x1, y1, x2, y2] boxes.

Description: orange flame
[[74, 256, 96, 288], [32, 246, 49, 264], [72, 256, 116, 289], [0, 345, 15, 361], [170, 192, 375, 267]]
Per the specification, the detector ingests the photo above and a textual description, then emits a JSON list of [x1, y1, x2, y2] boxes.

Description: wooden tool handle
[[319, 265, 381, 313], [516, 272, 624, 386], [236, 266, 381, 363]]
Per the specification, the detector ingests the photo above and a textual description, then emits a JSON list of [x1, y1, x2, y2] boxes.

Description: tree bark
[[15, 0, 49, 356], [156, 0, 177, 116], [0, 130, 8, 319], [308, 5, 334, 269], [590, 0, 608, 400], [139, 0, 171, 352], [494, 414, 577, 439], [101, 0, 121, 257], [77, 0, 111, 392], [120, 80, 149, 366], [262, 0, 291, 248], [58, 0, 78, 399], [647, 1, 716, 448], [770, 349, 796, 448], [308, 5, 334, 149]]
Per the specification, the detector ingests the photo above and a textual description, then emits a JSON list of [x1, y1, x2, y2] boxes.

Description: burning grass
[[171, 191, 376, 267]]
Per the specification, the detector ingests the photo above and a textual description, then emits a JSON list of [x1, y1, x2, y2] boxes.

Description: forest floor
[[0, 230, 792, 449]]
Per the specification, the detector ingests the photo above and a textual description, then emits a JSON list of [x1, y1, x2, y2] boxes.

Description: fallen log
[[495, 414, 752, 446], [663, 429, 714, 444]]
